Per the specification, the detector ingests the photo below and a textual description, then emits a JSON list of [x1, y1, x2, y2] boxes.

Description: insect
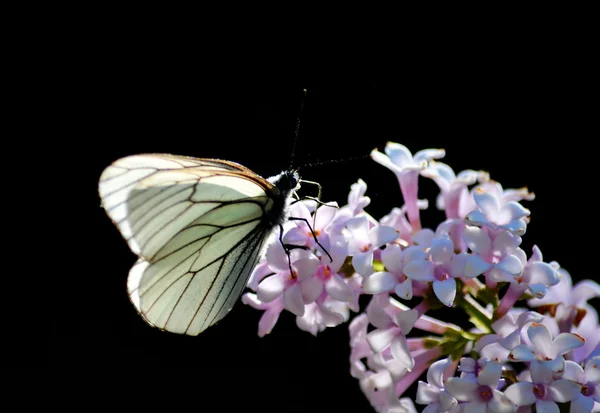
[[98, 154, 317, 336]]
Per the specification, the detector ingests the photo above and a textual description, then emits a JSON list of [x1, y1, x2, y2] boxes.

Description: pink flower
[[363, 244, 426, 300], [283, 200, 338, 251], [255, 242, 319, 317], [371, 142, 445, 231], [421, 160, 489, 220], [462, 226, 523, 283], [445, 361, 515, 413], [465, 187, 530, 236], [504, 360, 582, 413], [402, 232, 466, 307], [562, 356, 600, 413], [347, 215, 399, 276], [416, 357, 459, 413], [508, 323, 585, 376]]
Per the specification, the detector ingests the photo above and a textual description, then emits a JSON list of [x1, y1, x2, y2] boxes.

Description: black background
[[46, 43, 598, 411]]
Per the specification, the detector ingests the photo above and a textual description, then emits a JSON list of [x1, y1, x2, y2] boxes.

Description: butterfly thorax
[[266, 169, 300, 227]]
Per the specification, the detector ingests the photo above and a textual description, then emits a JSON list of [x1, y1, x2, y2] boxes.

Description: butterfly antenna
[[289, 89, 308, 170], [300, 154, 371, 169]]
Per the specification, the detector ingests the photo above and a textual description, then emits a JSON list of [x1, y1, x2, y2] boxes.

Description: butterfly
[[98, 154, 303, 336]]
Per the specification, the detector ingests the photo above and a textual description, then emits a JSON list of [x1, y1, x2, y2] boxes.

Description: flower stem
[[455, 293, 493, 333]]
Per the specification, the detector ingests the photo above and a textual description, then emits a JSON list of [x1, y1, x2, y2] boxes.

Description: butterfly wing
[[99, 154, 279, 335]]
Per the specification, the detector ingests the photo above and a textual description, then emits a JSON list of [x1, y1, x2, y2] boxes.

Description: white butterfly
[[98, 154, 299, 336]]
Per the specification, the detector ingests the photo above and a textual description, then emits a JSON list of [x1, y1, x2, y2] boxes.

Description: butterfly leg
[[278, 224, 296, 278], [286, 217, 333, 263]]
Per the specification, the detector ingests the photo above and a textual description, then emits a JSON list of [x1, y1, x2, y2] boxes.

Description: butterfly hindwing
[[99, 154, 281, 335]]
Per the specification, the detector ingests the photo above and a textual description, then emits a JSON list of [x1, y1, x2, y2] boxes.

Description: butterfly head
[[268, 169, 300, 196]]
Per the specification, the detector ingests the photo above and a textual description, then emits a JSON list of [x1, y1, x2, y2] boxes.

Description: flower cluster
[[243, 142, 600, 413]]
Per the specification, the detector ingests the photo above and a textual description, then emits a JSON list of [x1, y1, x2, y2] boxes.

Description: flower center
[[360, 244, 372, 253], [433, 264, 452, 281], [533, 384, 546, 399], [582, 383, 595, 397], [323, 266, 331, 278], [309, 229, 321, 237], [477, 385, 493, 402]]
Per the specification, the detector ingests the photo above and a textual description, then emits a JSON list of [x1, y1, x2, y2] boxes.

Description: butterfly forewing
[[99, 154, 280, 335]]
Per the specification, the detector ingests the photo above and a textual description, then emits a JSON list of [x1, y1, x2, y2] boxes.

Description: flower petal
[[504, 381, 535, 406], [427, 357, 452, 389], [463, 226, 491, 256], [433, 278, 457, 307], [315, 202, 338, 230], [464, 401, 487, 413], [366, 297, 392, 329], [445, 377, 478, 401], [439, 391, 458, 412], [381, 243, 404, 273], [477, 361, 503, 387], [430, 233, 454, 264], [492, 230, 521, 256], [370, 225, 399, 248], [463, 254, 492, 279], [489, 389, 516, 413], [283, 284, 305, 317], [495, 254, 523, 276], [353, 251, 374, 276], [366, 327, 400, 353], [509, 344, 536, 362], [391, 334, 414, 371], [395, 279, 413, 301], [500, 218, 528, 236], [371, 148, 403, 175], [473, 190, 500, 218], [325, 273, 353, 302], [300, 275, 323, 304], [548, 379, 582, 402], [392, 308, 419, 334], [535, 400, 559, 413], [528, 323, 553, 357], [465, 210, 493, 228], [416, 382, 439, 404], [584, 356, 600, 382], [404, 260, 435, 281], [257, 303, 283, 337], [283, 226, 310, 245], [413, 148, 445, 164], [526, 262, 560, 288], [257, 274, 286, 302], [266, 240, 290, 272], [552, 333, 585, 356], [294, 257, 319, 281], [570, 394, 595, 413], [385, 142, 415, 168], [347, 215, 370, 251], [500, 201, 530, 222], [363, 272, 397, 294], [412, 228, 435, 247]]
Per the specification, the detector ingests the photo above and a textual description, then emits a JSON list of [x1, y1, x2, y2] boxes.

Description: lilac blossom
[[462, 226, 524, 284], [562, 356, 600, 413], [445, 360, 515, 413], [508, 322, 585, 375], [347, 214, 399, 276], [371, 142, 445, 230], [465, 185, 531, 236], [421, 160, 489, 220], [238, 141, 600, 413], [416, 357, 459, 413], [402, 232, 466, 306], [504, 360, 582, 413]]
